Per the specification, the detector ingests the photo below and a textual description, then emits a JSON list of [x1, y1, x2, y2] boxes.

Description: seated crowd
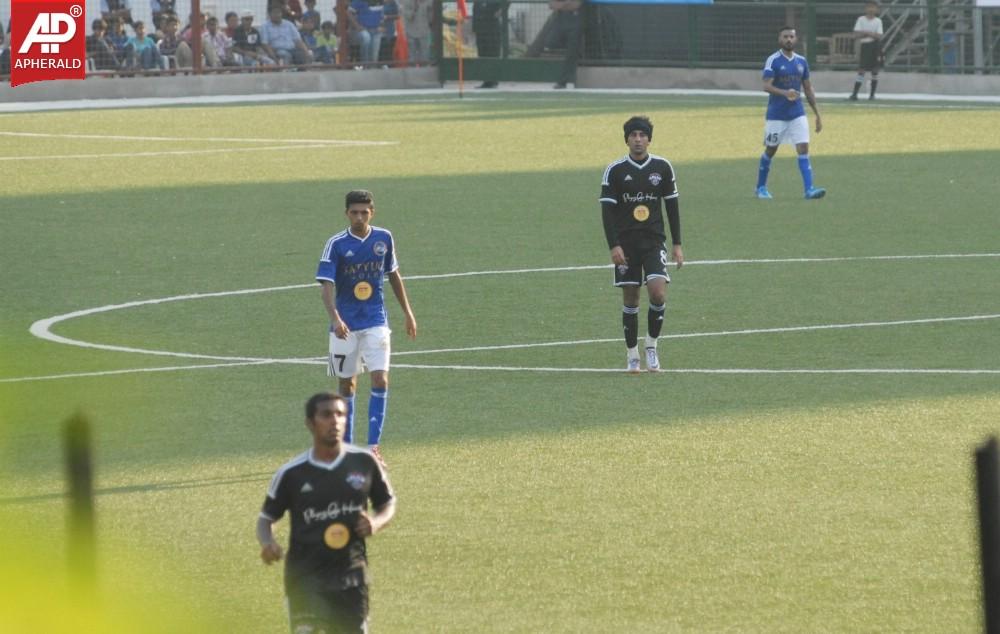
[[82, 0, 425, 73]]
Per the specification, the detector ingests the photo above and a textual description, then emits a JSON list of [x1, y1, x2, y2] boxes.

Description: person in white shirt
[[850, 0, 884, 100]]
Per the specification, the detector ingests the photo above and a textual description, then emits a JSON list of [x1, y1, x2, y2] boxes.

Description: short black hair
[[345, 189, 374, 208], [224, 11, 238, 20], [305, 392, 345, 420], [623, 115, 653, 142], [321, 20, 335, 29]]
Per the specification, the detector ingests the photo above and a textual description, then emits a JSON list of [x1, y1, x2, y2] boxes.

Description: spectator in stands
[[401, 0, 432, 65], [0, 23, 9, 76], [262, 4, 314, 65], [545, 0, 582, 88], [86, 19, 120, 70], [125, 21, 164, 69], [315, 20, 339, 64], [300, 15, 333, 64], [150, 0, 176, 31], [234, 10, 278, 67], [270, 0, 304, 25], [302, 0, 322, 29], [379, 0, 400, 64], [158, 15, 194, 68], [348, 0, 384, 64], [101, 0, 134, 26], [106, 17, 131, 66], [224, 11, 241, 38], [203, 15, 240, 67]]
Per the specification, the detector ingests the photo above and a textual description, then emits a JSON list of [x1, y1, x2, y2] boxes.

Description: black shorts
[[859, 41, 882, 71], [287, 572, 369, 634], [614, 236, 671, 287]]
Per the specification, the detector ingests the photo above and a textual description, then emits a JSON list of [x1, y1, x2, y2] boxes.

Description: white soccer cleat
[[626, 355, 642, 374], [645, 347, 660, 372]]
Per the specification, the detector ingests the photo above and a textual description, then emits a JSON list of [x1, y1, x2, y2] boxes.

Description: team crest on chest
[[372, 241, 388, 257], [648, 173, 662, 186], [346, 472, 367, 490], [796, 63, 804, 74]]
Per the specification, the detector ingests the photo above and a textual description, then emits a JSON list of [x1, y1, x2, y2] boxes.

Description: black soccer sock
[[851, 80, 862, 98], [869, 77, 879, 98], [622, 305, 639, 349], [647, 303, 665, 340]]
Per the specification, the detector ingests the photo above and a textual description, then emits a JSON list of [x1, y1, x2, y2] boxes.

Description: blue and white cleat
[[627, 355, 642, 374], [645, 347, 661, 373], [755, 186, 773, 199], [805, 186, 827, 199]]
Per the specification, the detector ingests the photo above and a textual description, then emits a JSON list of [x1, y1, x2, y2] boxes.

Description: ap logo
[[10, 0, 86, 87]]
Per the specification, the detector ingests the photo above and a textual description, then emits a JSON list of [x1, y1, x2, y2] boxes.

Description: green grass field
[[1, 91, 999, 632]]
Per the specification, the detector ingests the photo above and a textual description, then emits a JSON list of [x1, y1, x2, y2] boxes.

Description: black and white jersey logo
[[648, 173, 662, 186], [346, 472, 366, 490]]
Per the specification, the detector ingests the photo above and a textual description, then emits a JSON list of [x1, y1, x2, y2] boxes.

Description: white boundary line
[[11, 253, 1000, 383], [1, 85, 999, 113], [0, 131, 397, 145], [393, 364, 1000, 375]]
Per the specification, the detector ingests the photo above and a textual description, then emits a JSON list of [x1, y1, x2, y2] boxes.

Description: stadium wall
[[3, 66, 1000, 102]]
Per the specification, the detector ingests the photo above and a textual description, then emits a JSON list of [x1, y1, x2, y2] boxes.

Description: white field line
[[0, 143, 396, 162], [393, 364, 1000, 375], [0, 131, 397, 145], [12, 253, 1000, 383]]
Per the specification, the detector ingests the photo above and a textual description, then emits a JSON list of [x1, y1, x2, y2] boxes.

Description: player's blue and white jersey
[[316, 226, 398, 331], [762, 50, 809, 121]]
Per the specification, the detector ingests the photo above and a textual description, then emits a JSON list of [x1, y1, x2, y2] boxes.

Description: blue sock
[[756, 153, 772, 189], [367, 388, 388, 446], [798, 154, 814, 192], [343, 395, 355, 444]]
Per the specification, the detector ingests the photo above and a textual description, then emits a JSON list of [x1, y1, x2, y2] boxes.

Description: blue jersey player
[[756, 26, 826, 200], [316, 190, 417, 466]]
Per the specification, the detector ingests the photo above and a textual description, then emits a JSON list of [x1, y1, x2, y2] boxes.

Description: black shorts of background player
[[600, 116, 684, 373]]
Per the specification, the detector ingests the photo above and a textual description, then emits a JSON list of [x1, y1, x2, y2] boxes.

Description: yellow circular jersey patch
[[324, 523, 350, 549], [633, 205, 650, 221], [353, 281, 373, 301]]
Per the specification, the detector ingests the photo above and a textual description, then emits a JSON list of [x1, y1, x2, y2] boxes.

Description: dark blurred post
[[65, 413, 96, 589], [192, 0, 203, 74], [336, 0, 350, 67], [976, 435, 1000, 634]]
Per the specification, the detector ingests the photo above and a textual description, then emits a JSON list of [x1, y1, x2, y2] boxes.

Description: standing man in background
[[850, 1, 884, 101], [317, 190, 417, 467], [473, 0, 504, 88]]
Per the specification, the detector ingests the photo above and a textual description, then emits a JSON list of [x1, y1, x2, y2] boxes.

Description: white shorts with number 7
[[327, 326, 392, 378]]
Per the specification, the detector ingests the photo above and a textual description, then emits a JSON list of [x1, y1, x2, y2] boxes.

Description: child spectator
[[299, 15, 332, 63], [315, 20, 339, 64], [86, 19, 120, 69], [125, 20, 163, 69], [302, 0, 321, 28], [223, 11, 241, 38], [106, 17, 131, 66]]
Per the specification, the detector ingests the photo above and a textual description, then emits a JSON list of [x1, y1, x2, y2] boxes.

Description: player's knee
[[370, 372, 388, 389], [338, 378, 357, 396]]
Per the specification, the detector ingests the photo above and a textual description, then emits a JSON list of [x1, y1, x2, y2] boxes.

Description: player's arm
[[356, 499, 396, 537], [256, 515, 283, 564], [763, 76, 797, 102], [664, 197, 683, 269], [320, 280, 349, 339], [802, 79, 822, 132], [387, 270, 417, 339], [601, 201, 626, 266]]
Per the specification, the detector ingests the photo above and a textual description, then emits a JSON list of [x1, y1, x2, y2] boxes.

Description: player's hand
[[672, 244, 684, 269], [815, 115, 823, 133], [404, 313, 417, 339], [610, 246, 627, 266], [260, 542, 283, 565], [785, 89, 799, 102], [356, 512, 375, 537], [333, 319, 350, 339]]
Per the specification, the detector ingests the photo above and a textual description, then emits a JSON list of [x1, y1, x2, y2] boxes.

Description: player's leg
[[850, 69, 864, 100], [642, 245, 671, 372], [869, 70, 879, 100], [359, 327, 391, 459], [757, 122, 781, 198], [614, 245, 642, 373], [330, 332, 363, 443], [792, 117, 825, 199]]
